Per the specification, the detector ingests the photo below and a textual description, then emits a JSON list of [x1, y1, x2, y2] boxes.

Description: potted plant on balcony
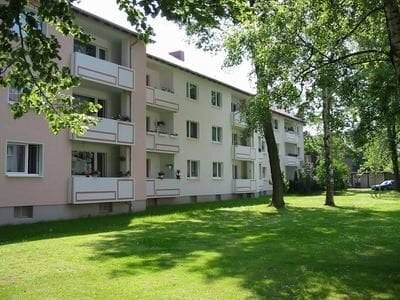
[[158, 171, 165, 179]]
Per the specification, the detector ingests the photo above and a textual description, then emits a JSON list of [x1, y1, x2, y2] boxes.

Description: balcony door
[[72, 151, 107, 177]]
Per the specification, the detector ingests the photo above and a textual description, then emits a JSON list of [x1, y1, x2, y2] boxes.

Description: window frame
[[186, 82, 198, 100], [212, 162, 223, 179], [212, 126, 223, 143], [186, 120, 199, 140], [6, 141, 43, 177], [211, 90, 222, 108], [73, 93, 108, 119], [187, 160, 200, 179]]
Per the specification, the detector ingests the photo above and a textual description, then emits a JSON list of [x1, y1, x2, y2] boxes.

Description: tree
[[0, 0, 100, 134]]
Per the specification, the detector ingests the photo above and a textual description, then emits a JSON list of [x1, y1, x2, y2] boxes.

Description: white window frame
[[6, 141, 43, 177], [212, 162, 223, 179], [7, 88, 22, 104], [212, 126, 223, 143], [186, 120, 199, 139], [74, 39, 108, 61], [211, 90, 222, 108], [186, 82, 198, 100], [73, 93, 108, 119], [187, 160, 200, 179], [273, 119, 279, 130]]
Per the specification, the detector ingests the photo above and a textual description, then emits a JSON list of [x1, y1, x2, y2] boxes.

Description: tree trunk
[[386, 123, 400, 191], [384, 0, 400, 83], [263, 108, 285, 208], [322, 86, 335, 206]]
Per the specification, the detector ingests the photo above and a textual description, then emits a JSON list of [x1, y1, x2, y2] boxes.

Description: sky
[[75, 0, 255, 93]]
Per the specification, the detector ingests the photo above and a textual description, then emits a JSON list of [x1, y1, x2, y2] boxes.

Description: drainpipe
[[128, 39, 138, 214]]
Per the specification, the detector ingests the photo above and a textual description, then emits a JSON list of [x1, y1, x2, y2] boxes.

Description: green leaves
[[0, 1, 98, 134]]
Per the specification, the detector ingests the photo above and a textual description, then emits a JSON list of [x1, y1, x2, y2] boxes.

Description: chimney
[[169, 50, 185, 62]]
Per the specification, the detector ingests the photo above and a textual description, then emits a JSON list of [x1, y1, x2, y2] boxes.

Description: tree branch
[[334, 6, 384, 47], [295, 49, 391, 82], [16, 14, 60, 116]]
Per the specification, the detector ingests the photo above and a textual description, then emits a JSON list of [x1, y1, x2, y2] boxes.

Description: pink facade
[[0, 9, 147, 225]]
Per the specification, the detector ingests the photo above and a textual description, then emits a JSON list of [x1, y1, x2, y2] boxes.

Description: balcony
[[232, 145, 256, 160], [285, 154, 300, 166], [71, 176, 134, 204], [285, 131, 299, 143], [146, 131, 179, 153], [146, 178, 180, 198], [146, 87, 179, 112], [71, 118, 134, 145], [233, 179, 257, 193], [231, 112, 247, 128], [71, 52, 134, 91]]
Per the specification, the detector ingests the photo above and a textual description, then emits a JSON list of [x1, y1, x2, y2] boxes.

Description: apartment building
[[0, 7, 304, 225]]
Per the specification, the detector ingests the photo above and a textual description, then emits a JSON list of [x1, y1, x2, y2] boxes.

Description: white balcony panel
[[71, 118, 134, 145], [72, 52, 134, 90], [233, 145, 256, 161], [71, 177, 134, 204], [285, 132, 299, 143], [146, 179, 180, 198], [231, 112, 246, 127], [146, 132, 179, 153], [285, 155, 300, 166], [146, 87, 179, 111], [233, 179, 257, 193]]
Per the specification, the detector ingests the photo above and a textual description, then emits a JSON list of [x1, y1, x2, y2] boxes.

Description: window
[[186, 82, 198, 100], [7, 142, 42, 176], [186, 121, 199, 139], [99, 203, 113, 213], [232, 165, 238, 179], [262, 167, 267, 179], [187, 160, 199, 178], [212, 162, 223, 178], [71, 151, 106, 176], [146, 116, 151, 132], [232, 133, 238, 145], [8, 88, 21, 103], [146, 159, 151, 178], [14, 206, 33, 218], [74, 39, 107, 60], [258, 136, 265, 152], [97, 99, 107, 118], [273, 119, 279, 130], [12, 13, 44, 37], [211, 91, 222, 107], [259, 164, 262, 179], [231, 103, 237, 112], [146, 74, 151, 86], [73, 94, 107, 118], [212, 126, 222, 143]]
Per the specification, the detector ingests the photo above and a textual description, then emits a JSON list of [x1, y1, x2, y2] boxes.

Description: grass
[[0, 190, 400, 299]]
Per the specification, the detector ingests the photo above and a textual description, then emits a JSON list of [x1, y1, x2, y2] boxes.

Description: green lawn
[[0, 190, 400, 299]]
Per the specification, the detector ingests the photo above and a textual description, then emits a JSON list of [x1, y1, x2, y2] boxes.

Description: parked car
[[371, 180, 395, 191]]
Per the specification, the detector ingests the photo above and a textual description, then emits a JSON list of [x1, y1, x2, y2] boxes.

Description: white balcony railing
[[233, 179, 257, 193], [232, 145, 256, 160], [71, 52, 134, 91], [146, 87, 179, 111], [71, 176, 134, 204], [71, 118, 134, 145], [231, 112, 247, 127], [146, 131, 179, 153], [285, 155, 300, 166], [146, 178, 180, 198], [285, 131, 299, 143]]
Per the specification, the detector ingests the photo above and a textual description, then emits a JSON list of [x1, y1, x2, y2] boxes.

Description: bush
[[288, 171, 322, 194], [315, 160, 349, 191]]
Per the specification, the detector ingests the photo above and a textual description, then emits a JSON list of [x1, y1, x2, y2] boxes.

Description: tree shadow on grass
[[82, 202, 400, 299], [0, 198, 267, 245]]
